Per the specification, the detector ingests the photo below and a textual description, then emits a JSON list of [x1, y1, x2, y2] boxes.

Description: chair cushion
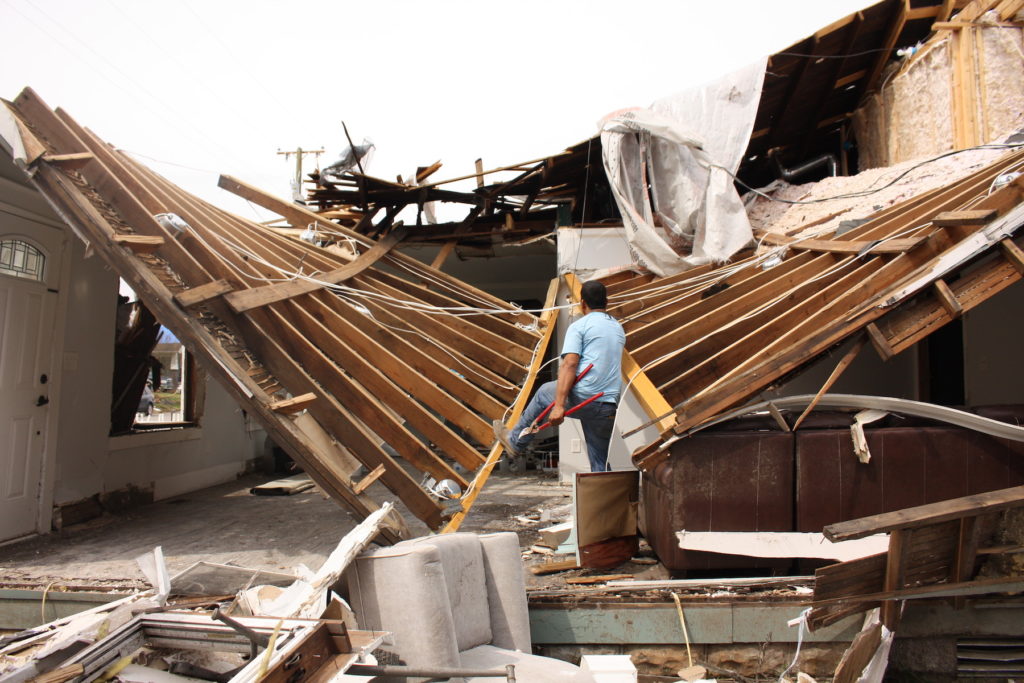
[[460, 644, 594, 683], [344, 543, 461, 670], [478, 532, 531, 652]]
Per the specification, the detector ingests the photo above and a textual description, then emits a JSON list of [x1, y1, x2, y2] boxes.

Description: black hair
[[581, 280, 607, 310]]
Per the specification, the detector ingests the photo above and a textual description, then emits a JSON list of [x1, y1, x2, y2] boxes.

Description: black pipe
[[768, 148, 838, 183], [210, 608, 270, 659]]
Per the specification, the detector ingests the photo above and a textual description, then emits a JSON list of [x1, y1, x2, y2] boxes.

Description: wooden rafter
[[615, 148, 1024, 470], [3, 87, 547, 536]]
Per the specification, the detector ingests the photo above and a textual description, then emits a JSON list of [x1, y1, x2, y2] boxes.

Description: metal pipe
[[210, 608, 269, 658], [346, 663, 515, 680], [769, 148, 838, 183]]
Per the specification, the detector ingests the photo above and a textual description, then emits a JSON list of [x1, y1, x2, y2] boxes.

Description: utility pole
[[277, 147, 324, 202]]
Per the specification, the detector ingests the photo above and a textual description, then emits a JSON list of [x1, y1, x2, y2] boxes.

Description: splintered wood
[[807, 485, 1024, 632], [4, 88, 550, 537]]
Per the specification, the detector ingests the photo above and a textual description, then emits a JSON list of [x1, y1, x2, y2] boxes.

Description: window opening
[[112, 281, 204, 434], [0, 239, 45, 281]]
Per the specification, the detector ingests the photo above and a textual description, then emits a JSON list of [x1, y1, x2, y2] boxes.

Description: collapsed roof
[[0, 88, 561, 539]]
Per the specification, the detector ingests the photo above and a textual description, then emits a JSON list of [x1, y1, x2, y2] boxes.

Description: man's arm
[[548, 352, 580, 426]]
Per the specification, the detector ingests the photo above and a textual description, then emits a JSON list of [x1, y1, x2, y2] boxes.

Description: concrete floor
[[0, 470, 574, 592]]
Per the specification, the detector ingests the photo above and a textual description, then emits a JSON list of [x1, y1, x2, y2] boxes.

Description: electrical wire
[[9, 0, 252, 171]]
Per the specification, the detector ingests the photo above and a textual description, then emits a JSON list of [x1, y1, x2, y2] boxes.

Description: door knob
[[36, 395, 49, 407]]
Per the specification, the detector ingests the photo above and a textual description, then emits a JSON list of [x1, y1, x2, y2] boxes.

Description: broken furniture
[[808, 484, 1024, 631], [641, 403, 1024, 573], [343, 531, 594, 682]]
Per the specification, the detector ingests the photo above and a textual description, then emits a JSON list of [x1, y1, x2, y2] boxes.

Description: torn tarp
[[599, 59, 766, 276]]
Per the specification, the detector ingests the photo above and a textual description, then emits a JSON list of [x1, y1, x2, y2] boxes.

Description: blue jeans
[[510, 380, 617, 472]]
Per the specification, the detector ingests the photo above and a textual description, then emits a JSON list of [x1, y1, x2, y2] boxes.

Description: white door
[[0, 228, 62, 541]]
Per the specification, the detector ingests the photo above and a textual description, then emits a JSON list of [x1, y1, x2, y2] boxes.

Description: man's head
[[580, 280, 608, 311]]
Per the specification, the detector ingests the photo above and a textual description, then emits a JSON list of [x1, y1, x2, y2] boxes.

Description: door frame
[[0, 198, 71, 539]]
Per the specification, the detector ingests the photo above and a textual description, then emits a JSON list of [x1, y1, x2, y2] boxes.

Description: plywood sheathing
[[852, 1, 1024, 169], [604, 147, 1024, 470], [3, 88, 550, 536]]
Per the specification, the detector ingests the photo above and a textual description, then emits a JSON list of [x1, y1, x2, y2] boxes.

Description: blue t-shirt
[[561, 311, 625, 404]]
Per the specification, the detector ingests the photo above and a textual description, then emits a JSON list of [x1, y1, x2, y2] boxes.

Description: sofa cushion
[[401, 533, 493, 652], [478, 532, 531, 652], [344, 543, 461, 670]]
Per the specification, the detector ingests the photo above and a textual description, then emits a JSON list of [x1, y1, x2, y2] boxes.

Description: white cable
[[778, 608, 811, 682]]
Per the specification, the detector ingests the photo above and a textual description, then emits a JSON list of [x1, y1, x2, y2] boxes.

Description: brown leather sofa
[[640, 406, 1024, 573]]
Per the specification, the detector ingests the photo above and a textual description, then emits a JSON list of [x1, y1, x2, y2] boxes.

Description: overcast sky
[[1, 1, 874, 218]]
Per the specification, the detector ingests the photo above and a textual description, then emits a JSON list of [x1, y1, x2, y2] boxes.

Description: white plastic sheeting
[[599, 59, 767, 276]]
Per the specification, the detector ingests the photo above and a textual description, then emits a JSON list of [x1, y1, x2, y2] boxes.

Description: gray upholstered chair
[[344, 531, 591, 682]]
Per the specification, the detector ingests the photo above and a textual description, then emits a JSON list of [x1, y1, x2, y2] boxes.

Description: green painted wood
[[528, 601, 861, 645], [0, 589, 129, 630]]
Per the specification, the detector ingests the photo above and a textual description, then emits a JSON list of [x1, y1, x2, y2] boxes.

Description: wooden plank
[[906, 4, 942, 19], [113, 233, 164, 254], [825, 485, 1024, 541], [627, 251, 820, 350], [280, 299, 482, 473], [430, 239, 459, 270], [269, 392, 317, 415], [367, 268, 536, 361], [217, 174, 536, 327], [640, 254, 852, 382], [315, 293, 508, 417], [932, 209, 997, 226], [1002, 238, 1024, 274], [865, 2, 910, 94], [952, 516, 981, 609], [881, 528, 909, 629], [531, 558, 580, 575], [250, 474, 314, 496], [792, 334, 867, 430], [30, 95, 405, 537], [224, 224, 408, 313], [933, 279, 963, 318], [100, 138, 446, 527], [757, 233, 927, 254], [441, 278, 560, 534], [173, 279, 235, 308], [29, 160, 399, 539], [834, 69, 867, 89], [42, 152, 94, 169], [658, 255, 888, 405], [356, 275, 527, 381], [876, 234, 1024, 355], [833, 622, 883, 683], [677, 530, 889, 562], [565, 574, 633, 585], [352, 464, 386, 494]]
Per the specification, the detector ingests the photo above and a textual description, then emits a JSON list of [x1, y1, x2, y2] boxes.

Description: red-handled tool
[[532, 391, 605, 432], [523, 363, 602, 435]]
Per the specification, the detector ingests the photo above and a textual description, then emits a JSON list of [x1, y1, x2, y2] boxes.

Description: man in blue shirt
[[494, 280, 626, 472]]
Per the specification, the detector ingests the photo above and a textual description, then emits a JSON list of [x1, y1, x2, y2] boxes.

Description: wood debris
[[1, 88, 558, 536], [604, 148, 1024, 468]]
